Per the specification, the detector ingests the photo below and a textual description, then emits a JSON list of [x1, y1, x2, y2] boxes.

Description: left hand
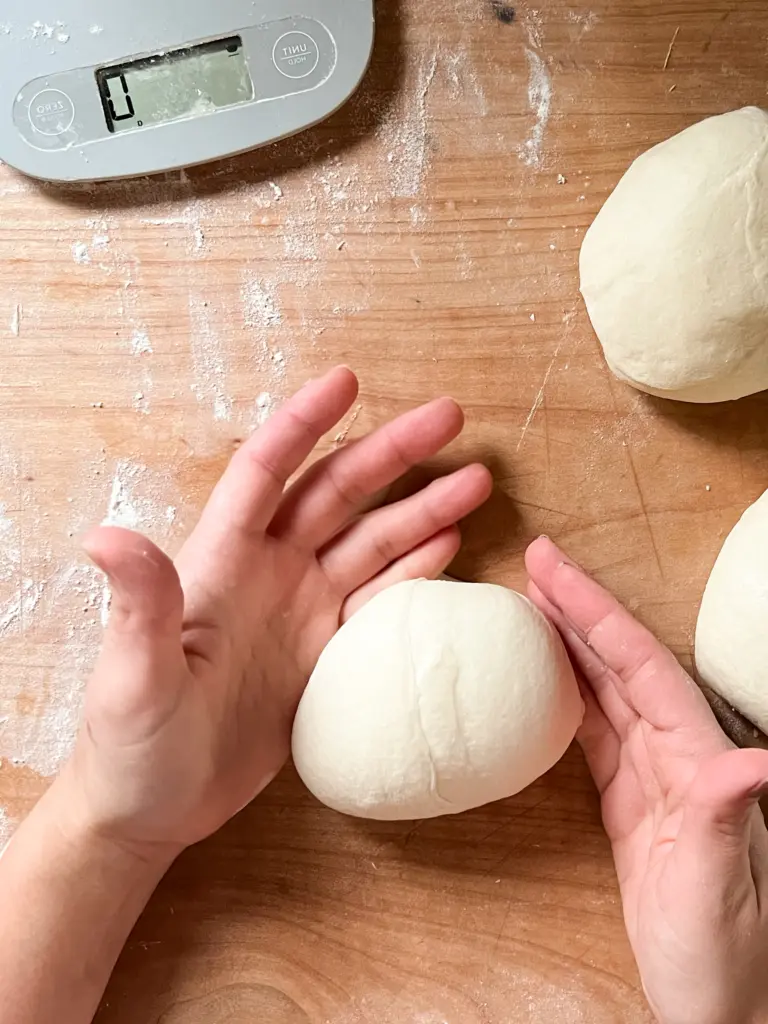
[[54, 367, 492, 861], [526, 536, 768, 1024]]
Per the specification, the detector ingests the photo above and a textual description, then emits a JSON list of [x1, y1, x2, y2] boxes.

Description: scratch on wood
[[10, 304, 21, 337], [516, 343, 562, 452], [624, 445, 665, 580], [492, 899, 515, 955], [663, 26, 680, 70]]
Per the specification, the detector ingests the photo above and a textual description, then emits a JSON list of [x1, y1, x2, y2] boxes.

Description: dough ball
[[696, 490, 768, 733], [291, 579, 583, 820], [580, 107, 768, 404]]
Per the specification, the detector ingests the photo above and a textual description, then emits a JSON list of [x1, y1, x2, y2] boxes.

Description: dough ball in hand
[[291, 579, 584, 821], [580, 106, 768, 404], [696, 489, 768, 734]]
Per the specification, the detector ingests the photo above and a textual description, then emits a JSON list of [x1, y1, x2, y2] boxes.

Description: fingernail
[[538, 534, 551, 541]]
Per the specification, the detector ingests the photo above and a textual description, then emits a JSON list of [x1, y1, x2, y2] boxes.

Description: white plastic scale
[[0, 1, 375, 182]]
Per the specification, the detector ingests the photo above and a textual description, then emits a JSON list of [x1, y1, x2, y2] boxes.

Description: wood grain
[[1, 0, 767, 1020]]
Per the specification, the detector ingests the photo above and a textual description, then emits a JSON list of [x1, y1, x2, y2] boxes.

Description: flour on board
[[130, 329, 153, 356], [0, 807, 13, 853], [0, 456, 185, 777], [519, 19, 552, 170], [253, 391, 276, 428], [188, 295, 233, 423], [243, 277, 283, 332], [379, 49, 439, 199], [567, 9, 598, 36], [72, 241, 91, 265]]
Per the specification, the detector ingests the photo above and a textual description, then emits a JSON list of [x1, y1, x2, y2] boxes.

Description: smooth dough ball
[[580, 106, 768, 404], [291, 579, 583, 820], [696, 489, 768, 732]]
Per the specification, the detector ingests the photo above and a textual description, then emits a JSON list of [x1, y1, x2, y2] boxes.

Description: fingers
[[270, 396, 465, 549], [194, 367, 359, 544], [527, 577, 640, 741], [525, 536, 717, 737], [528, 581, 621, 794], [83, 526, 186, 722], [341, 526, 461, 621], [320, 464, 492, 594], [673, 748, 768, 907]]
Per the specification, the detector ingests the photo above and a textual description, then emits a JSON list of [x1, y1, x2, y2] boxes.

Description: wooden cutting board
[[1, 1, 767, 1020]]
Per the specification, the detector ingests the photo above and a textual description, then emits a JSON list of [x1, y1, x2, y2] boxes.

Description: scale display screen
[[96, 36, 254, 134]]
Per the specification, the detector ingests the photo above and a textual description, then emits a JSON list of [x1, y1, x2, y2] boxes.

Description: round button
[[272, 31, 320, 79], [28, 89, 75, 136]]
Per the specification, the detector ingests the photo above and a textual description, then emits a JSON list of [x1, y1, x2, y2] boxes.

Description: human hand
[[53, 367, 492, 863], [526, 537, 768, 1024]]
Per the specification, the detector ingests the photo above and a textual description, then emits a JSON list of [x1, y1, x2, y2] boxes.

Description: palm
[[79, 368, 492, 848]]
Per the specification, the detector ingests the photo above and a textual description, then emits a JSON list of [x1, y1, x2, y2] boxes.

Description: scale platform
[[0, 0, 375, 182]]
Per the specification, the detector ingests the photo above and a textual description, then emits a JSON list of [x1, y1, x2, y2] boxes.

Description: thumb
[[82, 526, 186, 723], [675, 748, 768, 893]]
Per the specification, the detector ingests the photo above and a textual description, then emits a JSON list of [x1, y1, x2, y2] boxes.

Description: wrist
[[0, 771, 176, 1024], [40, 773, 181, 881]]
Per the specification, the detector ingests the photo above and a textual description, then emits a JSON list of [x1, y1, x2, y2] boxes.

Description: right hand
[[526, 536, 768, 1024]]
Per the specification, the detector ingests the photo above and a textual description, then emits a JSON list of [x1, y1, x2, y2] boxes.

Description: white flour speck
[[104, 461, 141, 529], [9, 304, 20, 337], [130, 329, 152, 356], [72, 242, 90, 265], [253, 392, 275, 427], [133, 390, 149, 415]]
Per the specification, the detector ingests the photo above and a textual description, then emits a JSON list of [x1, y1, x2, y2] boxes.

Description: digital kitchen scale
[[0, 1, 374, 182]]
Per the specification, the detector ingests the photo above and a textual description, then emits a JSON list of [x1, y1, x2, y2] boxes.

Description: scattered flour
[[130, 329, 153, 356], [0, 578, 45, 636], [243, 277, 283, 332], [253, 391, 276, 428], [72, 241, 91, 265], [567, 9, 599, 36], [0, 807, 13, 853], [0, 455, 186, 777], [380, 49, 439, 199], [516, 8, 553, 170], [104, 461, 143, 529], [188, 295, 233, 422]]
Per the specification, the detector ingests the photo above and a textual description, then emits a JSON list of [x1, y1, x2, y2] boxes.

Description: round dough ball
[[291, 579, 583, 820], [580, 107, 768, 404], [696, 490, 768, 733]]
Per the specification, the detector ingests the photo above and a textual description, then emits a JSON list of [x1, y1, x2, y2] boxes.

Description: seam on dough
[[406, 583, 452, 807], [442, 638, 474, 775]]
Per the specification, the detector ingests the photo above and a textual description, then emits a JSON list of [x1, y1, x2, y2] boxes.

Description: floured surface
[[0, 0, 766, 1020]]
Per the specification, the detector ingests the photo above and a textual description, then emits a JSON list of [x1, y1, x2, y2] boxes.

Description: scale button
[[272, 31, 321, 79], [28, 89, 75, 136]]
